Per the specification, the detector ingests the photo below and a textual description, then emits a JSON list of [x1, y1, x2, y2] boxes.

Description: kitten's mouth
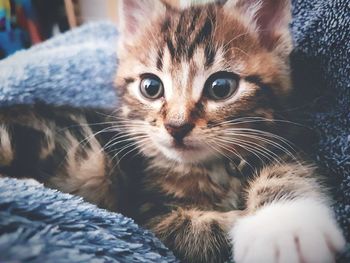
[[172, 140, 198, 151], [154, 136, 211, 163]]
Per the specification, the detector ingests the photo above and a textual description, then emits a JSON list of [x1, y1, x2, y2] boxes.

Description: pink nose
[[164, 122, 194, 141]]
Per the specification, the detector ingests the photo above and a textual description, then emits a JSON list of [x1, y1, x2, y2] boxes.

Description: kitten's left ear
[[118, 0, 167, 41], [224, 0, 292, 56]]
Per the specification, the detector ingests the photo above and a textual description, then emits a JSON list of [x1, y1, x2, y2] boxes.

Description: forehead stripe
[[188, 16, 214, 60], [188, 8, 201, 33], [162, 7, 217, 63], [204, 44, 216, 68], [166, 37, 176, 59], [161, 16, 171, 32], [156, 48, 164, 71]]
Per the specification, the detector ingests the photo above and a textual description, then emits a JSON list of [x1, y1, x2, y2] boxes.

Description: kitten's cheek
[[155, 129, 173, 144]]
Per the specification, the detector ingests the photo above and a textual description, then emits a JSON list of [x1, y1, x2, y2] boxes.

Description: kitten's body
[[0, 0, 346, 262]]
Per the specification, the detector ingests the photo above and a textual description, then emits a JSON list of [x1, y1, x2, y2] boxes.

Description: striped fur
[[0, 0, 345, 262], [114, 0, 344, 261]]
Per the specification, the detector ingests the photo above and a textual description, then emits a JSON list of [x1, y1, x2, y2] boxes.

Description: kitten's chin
[[156, 143, 213, 164]]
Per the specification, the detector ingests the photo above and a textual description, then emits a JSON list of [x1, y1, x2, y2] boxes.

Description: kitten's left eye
[[205, 72, 239, 101], [140, 74, 164, 100]]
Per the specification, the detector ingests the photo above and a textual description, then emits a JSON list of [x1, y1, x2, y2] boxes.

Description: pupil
[[145, 79, 160, 97], [212, 79, 230, 98]]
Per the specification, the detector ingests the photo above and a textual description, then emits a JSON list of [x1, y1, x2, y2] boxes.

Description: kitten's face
[[115, 0, 292, 164]]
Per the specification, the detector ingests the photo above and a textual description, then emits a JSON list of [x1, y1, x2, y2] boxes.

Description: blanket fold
[[0, 178, 177, 263]]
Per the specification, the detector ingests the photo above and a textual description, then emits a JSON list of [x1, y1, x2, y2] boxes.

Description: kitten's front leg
[[148, 208, 242, 263], [231, 163, 346, 263]]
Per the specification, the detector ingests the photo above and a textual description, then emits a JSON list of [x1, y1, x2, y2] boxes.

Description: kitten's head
[[115, 0, 293, 164]]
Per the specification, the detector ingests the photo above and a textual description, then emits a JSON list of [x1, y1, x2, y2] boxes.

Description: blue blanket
[[0, 0, 349, 261], [0, 178, 177, 263], [291, 0, 350, 240], [0, 22, 118, 108]]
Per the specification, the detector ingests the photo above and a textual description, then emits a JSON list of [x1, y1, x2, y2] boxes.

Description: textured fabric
[[291, 0, 350, 241], [0, 177, 178, 263], [0, 22, 118, 107], [291, 0, 350, 260]]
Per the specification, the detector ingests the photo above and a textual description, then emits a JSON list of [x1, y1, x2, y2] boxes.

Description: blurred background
[[0, 0, 214, 59]]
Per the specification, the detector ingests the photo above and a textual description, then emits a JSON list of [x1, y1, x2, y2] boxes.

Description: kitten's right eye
[[204, 71, 239, 101], [140, 74, 164, 100]]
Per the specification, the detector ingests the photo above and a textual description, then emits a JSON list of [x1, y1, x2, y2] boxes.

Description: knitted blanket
[[0, 178, 177, 263], [291, 0, 350, 240]]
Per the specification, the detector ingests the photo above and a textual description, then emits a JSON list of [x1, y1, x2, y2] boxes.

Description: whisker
[[102, 131, 148, 151], [227, 132, 297, 161], [116, 139, 153, 165], [103, 135, 149, 153], [211, 137, 268, 166], [109, 140, 142, 160], [204, 139, 237, 163], [214, 136, 282, 165], [210, 116, 307, 129], [208, 139, 256, 171], [225, 128, 296, 151], [108, 138, 154, 173]]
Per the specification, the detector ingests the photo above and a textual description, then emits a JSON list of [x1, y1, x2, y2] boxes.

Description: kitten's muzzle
[[164, 122, 194, 142]]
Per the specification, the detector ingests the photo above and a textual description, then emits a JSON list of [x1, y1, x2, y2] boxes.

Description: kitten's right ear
[[224, 0, 292, 56], [118, 0, 167, 40]]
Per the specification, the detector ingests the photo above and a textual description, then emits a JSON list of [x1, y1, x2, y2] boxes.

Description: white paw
[[230, 198, 346, 263]]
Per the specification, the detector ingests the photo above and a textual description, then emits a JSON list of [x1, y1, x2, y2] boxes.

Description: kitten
[[0, 0, 346, 262]]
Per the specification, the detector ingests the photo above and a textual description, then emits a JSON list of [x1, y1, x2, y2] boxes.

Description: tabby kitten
[[0, 0, 346, 262]]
